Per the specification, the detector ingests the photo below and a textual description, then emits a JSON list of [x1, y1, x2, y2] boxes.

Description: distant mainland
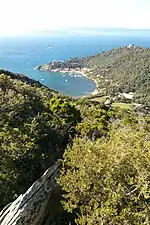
[[33, 27, 150, 37]]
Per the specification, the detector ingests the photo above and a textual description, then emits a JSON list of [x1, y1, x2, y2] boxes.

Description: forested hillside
[[0, 70, 149, 224], [0, 70, 81, 209], [86, 46, 150, 105], [37, 46, 150, 108]]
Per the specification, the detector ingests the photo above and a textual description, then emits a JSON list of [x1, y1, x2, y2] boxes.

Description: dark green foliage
[[49, 96, 81, 126], [38, 46, 150, 109], [59, 126, 150, 225], [39, 58, 85, 71], [0, 68, 149, 225], [85, 46, 150, 106], [0, 71, 81, 209], [75, 99, 110, 140]]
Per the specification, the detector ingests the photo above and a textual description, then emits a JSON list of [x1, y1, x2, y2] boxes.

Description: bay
[[0, 34, 150, 96]]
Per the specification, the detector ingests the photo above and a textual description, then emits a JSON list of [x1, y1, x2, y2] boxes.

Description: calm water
[[0, 35, 150, 96]]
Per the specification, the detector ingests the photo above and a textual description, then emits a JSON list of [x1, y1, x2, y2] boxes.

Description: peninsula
[[36, 46, 150, 110]]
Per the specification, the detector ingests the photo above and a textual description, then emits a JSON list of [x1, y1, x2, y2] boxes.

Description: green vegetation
[[60, 126, 150, 225], [37, 57, 85, 71], [0, 65, 149, 225], [85, 46, 150, 107], [38, 46, 150, 111], [0, 70, 81, 209], [112, 102, 133, 110]]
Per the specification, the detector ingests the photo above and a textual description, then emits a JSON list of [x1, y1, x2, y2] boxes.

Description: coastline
[[36, 66, 98, 96], [76, 70, 98, 96]]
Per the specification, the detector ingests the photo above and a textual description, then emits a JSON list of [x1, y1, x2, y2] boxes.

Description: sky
[[0, 0, 150, 36]]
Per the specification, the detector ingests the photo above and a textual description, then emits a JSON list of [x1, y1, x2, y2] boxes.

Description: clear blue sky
[[0, 0, 150, 35]]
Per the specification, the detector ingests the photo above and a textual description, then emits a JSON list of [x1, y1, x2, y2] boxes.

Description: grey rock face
[[0, 162, 60, 225]]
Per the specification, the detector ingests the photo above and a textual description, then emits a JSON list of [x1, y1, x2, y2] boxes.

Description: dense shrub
[[0, 71, 81, 209], [59, 127, 150, 225]]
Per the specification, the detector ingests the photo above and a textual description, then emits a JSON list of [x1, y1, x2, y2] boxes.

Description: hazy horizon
[[0, 0, 150, 36], [1, 27, 150, 38]]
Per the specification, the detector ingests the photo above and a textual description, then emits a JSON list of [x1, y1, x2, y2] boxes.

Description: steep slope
[[0, 70, 81, 209], [0, 69, 149, 225], [86, 46, 150, 104], [37, 46, 150, 106]]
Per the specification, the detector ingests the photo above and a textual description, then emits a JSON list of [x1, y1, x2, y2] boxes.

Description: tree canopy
[[59, 126, 150, 225], [0, 69, 149, 225]]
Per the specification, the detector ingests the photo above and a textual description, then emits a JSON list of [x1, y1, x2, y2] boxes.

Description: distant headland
[[36, 45, 150, 111]]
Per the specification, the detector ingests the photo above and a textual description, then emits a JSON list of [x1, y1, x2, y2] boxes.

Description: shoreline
[[36, 67, 98, 96], [75, 70, 98, 96]]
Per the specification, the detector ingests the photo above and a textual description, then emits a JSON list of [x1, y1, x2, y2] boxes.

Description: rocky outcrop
[[0, 162, 61, 225]]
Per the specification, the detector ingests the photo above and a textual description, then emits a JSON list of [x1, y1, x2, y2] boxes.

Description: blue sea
[[0, 34, 150, 96]]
